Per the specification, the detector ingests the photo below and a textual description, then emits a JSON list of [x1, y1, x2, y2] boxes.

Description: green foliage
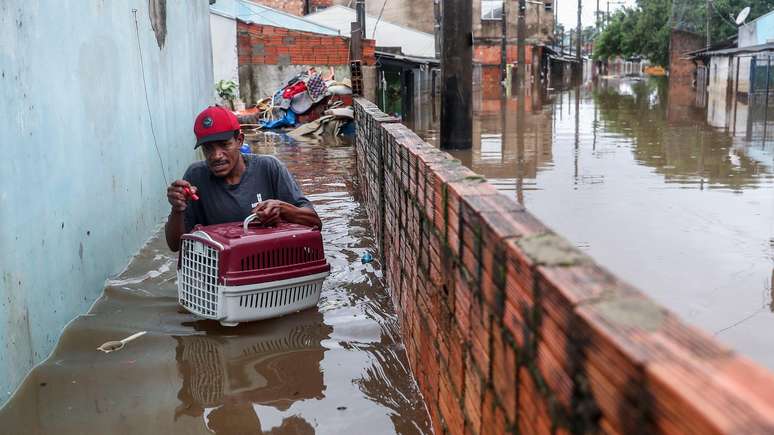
[[704, 0, 774, 40], [594, 0, 774, 68], [215, 79, 237, 102], [674, 0, 774, 39], [593, 0, 672, 67]]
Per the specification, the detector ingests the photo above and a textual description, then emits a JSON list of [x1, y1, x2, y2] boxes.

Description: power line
[[132, 9, 169, 188], [373, 0, 389, 40]]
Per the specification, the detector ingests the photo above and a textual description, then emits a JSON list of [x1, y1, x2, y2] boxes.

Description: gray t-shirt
[[183, 154, 313, 232]]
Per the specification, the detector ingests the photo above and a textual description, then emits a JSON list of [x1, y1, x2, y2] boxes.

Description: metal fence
[[744, 54, 773, 143]]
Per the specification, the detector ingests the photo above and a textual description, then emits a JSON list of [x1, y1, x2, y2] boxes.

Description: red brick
[[440, 373, 466, 435], [491, 329, 516, 424], [464, 360, 484, 435]]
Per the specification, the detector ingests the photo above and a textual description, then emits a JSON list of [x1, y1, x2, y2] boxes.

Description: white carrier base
[[178, 271, 329, 326], [219, 271, 329, 326]]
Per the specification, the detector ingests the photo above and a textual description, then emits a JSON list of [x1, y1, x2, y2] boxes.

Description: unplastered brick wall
[[237, 21, 376, 66], [310, 0, 333, 11], [247, 0, 305, 16], [353, 97, 774, 434]]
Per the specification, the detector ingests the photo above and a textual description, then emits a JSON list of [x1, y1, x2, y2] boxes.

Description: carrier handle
[[243, 213, 261, 233]]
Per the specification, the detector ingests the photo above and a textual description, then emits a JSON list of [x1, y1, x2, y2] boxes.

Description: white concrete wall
[[737, 56, 753, 93], [0, 0, 213, 406], [738, 10, 774, 47], [239, 64, 351, 105], [210, 12, 239, 96], [707, 55, 732, 128]]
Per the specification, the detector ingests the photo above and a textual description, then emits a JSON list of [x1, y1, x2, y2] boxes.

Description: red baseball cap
[[193, 105, 241, 148]]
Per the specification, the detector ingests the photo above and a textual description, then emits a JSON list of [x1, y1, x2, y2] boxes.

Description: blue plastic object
[[240, 144, 251, 154], [361, 252, 373, 264], [260, 110, 297, 129]]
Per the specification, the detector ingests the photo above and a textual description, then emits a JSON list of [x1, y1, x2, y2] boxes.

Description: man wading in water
[[164, 105, 321, 252]]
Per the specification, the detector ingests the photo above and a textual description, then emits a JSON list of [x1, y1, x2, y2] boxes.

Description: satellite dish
[[735, 6, 750, 25]]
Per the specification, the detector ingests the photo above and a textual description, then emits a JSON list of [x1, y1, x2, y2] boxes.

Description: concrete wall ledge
[[353, 97, 774, 434]]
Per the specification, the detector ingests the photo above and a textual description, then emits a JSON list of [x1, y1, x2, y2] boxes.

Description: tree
[[674, 0, 774, 42], [594, 0, 774, 68], [593, 0, 671, 66]]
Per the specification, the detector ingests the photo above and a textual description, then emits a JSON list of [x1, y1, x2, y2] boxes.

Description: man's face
[[201, 133, 244, 178]]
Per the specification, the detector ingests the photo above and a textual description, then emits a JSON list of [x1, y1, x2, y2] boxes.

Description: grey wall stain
[[148, 0, 167, 49], [592, 297, 666, 332]]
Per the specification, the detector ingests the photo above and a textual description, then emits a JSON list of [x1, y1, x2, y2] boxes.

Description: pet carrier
[[177, 214, 329, 326]]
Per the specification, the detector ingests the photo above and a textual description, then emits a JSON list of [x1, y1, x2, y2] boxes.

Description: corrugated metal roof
[[304, 5, 437, 59], [692, 42, 774, 57], [210, 0, 340, 36]]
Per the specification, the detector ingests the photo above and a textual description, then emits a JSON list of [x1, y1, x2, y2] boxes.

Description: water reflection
[[0, 134, 430, 434], [407, 77, 774, 370], [595, 78, 772, 190], [173, 311, 330, 433]]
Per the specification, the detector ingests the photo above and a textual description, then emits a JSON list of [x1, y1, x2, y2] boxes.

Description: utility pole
[[576, 0, 582, 65], [560, 29, 564, 54], [705, 0, 711, 49], [351, 0, 364, 60], [440, 0, 472, 149], [517, 0, 527, 86], [355, 0, 366, 39], [434, 0, 441, 58], [554, 0, 559, 50], [596, 0, 600, 31], [501, 0, 508, 83]]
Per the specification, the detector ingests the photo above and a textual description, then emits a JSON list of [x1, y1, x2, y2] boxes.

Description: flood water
[[0, 135, 430, 434], [409, 77, 774, 370]]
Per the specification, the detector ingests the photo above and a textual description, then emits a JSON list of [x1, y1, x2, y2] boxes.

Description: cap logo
[[202, 116, 213, 128]]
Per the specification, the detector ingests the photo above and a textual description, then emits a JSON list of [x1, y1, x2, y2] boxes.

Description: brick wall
[[247, 0, 332, 15], [310, 0, 332, 11], [247, 0, 304, 16], [669, 29, 704, 84], [237, 21, 375, 66], [353, 97, 774, 434], [475, 44, 535, 98]]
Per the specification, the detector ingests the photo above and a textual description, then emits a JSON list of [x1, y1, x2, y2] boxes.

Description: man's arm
[[253, 200, 322, 229], [281, 203, 322, 228], [267, 157, 322, 228], [165, 180, 196, 251]]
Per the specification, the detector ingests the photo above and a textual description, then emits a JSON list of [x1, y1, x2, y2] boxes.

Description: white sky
[[555, 0, 637, 28]]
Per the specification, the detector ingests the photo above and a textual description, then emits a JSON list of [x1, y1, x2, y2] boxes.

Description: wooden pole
[[517, 0, 527, 86], [576, 0, 582, 66], [440, 0, 472, 149]]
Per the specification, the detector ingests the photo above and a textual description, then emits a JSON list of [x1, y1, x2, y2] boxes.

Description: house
[[209, 0, 375, 105], [473, 0, 556, 95], [689, 9, 774, 139], [304, 5, 436, 59]]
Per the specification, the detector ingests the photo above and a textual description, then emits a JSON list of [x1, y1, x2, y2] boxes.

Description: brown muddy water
[[408, 77, 774, 370], [0, 134, 431, 434]]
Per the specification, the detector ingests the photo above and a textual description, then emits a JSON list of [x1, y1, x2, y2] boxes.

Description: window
[[544, 2, 553, 12], [481, 0, 503, 20]]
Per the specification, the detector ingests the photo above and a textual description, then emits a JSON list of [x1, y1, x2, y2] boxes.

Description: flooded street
[[0, 135, 430, 434], [409, 77, 774, 370]]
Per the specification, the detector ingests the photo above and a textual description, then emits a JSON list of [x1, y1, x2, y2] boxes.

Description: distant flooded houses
[[690, 10, 774, 141]]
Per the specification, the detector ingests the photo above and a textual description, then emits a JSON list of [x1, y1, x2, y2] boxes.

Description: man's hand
[[167, 180, 197, 213], [253, 200, 322, 229], [252, 200, 284, 226]]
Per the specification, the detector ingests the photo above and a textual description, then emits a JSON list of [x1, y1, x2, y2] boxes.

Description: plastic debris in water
[[97, 331, 147, 354], [361, 252, 373, 264]]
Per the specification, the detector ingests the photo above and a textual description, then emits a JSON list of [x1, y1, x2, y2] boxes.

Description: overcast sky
[[554, 0, 637, 27]]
